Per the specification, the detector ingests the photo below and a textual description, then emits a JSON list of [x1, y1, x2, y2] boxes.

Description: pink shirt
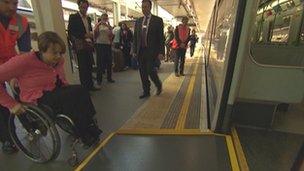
[[0, 52, 68, 109]]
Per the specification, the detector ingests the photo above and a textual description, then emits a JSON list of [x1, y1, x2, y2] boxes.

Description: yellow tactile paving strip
[[120, 58, 198, 130], [175, 57, 200, 130]]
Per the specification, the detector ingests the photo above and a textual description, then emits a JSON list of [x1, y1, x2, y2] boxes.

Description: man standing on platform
[[133, 0, 164, 99], [0, 0, 31, 154], [68, 0, 100, 91]]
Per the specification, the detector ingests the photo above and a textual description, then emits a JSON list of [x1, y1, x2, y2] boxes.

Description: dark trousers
[[165, 45, 172, 61], [76, 50, 94, 89], [38, 85, 99, 141], [190, 45, 196, 57], [0, 105, 12, 144], [0, 83, 13, 144], [113, 43, 120, 49], [138, 48, 162, 94], [122, 46, 131, 67], [96, 44, 113, 83], [175, 48, 187, 74]]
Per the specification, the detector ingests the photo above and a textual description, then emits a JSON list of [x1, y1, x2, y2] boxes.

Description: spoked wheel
[[56, 114, 76, 135], [8, 105, 61, 163]]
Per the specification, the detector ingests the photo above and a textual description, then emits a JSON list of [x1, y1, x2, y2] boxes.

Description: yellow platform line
[[74, 133, 115, 171], [226, 135, 240, 171], [231, 127, 250, 171], [175, 57, 200, 130], [117, 128, 227, 137], [74, 130, 236, 171]]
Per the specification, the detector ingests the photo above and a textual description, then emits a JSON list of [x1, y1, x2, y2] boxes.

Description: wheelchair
[[6, 82, 81, 166]]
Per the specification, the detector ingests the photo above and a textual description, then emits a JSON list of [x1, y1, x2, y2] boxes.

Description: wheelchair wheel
[[8, 104, 61, 163], [56, 114, 76, 135]]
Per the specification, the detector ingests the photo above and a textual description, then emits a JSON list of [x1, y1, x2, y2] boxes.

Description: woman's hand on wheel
[[10, 103, 26, 115]]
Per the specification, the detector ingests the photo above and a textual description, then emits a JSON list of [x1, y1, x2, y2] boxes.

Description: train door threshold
[[75, 131, 240, 171]]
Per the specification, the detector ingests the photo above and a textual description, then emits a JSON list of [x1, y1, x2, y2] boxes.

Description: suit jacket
[[67, 12, 92, 41], [133, 14, 165, 58]]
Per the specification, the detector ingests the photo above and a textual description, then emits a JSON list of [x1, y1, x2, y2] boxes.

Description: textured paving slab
[[121, 58, 197, 129]]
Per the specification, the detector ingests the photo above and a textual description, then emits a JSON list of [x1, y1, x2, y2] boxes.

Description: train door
[[204, 0, 247, 132]]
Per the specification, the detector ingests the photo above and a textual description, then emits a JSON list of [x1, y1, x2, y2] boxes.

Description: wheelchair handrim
[[9, 106, 61, 163]]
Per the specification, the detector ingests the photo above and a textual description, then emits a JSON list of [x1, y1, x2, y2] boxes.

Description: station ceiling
[[71, 0, 215, 31], [191, 0, 215, 31], [88, 0, 143, 18]]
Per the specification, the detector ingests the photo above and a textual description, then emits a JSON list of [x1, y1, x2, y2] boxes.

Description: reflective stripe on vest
[[0, 14, 28, 64]]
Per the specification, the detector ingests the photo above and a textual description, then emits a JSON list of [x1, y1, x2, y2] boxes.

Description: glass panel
[[205, 0, 240, 123], [270, 15, 291, 43], [300, 27, 304, 42], [250, 0, 304, 67], [300, 13, 304, 43]]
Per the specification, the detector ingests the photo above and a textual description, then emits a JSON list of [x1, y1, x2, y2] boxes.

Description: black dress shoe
[[180, 73, 185, 76], [139, 93, 150, 99], [107, 79, 115, 83], [89, 86, 101, 91], [82, 136, 100, 149]]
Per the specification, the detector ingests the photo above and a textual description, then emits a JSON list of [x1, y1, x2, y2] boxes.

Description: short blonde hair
[[38, 31, 66, 53]]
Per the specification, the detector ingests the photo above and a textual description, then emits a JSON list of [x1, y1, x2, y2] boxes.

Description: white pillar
[[126, 6, 129, 19], [113, 2, 121, 25], [152, 0, 158, 16], [30, 0, 73, 82]]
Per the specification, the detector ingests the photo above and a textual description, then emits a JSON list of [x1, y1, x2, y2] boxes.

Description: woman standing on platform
[[165, 25, 174, 62], [94, 13, 115, 85], [120, 23, 133, 69]]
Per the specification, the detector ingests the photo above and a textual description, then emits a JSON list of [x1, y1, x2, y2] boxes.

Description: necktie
[[141, 16, 149, 47]]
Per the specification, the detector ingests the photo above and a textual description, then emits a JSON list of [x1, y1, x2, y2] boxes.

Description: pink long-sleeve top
[[0, 51, 68, 109]]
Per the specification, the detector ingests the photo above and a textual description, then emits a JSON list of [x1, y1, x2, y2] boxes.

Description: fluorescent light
[[17, 6, 33, 12]]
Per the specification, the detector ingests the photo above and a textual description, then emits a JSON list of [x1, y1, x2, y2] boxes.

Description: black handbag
[[73, 38, 94, 52]]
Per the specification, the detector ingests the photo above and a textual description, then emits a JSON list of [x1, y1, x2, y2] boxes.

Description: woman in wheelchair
[[0, 31, 102, 148]]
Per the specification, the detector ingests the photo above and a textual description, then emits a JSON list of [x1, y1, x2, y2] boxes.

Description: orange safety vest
[[177, 24, 190, 43], [0, 14, 28, 64], [171, 24, 190, 49]]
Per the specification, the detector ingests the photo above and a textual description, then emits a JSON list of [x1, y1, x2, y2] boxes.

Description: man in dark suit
[[68, 0, 99, 91], [133, 0, 165, 99]]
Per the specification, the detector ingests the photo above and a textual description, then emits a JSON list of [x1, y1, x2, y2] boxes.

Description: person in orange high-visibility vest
[[174, 16, 190, 77], [0, 0, 31, 154]]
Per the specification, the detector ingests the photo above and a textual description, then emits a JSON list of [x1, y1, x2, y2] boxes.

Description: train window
[[250, 0, 304, 67], [300, 14, 304, 43], [270, 15, 291, 43]]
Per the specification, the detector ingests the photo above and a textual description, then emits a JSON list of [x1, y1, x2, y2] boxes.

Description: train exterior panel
[[204, 0, 304, 131]]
